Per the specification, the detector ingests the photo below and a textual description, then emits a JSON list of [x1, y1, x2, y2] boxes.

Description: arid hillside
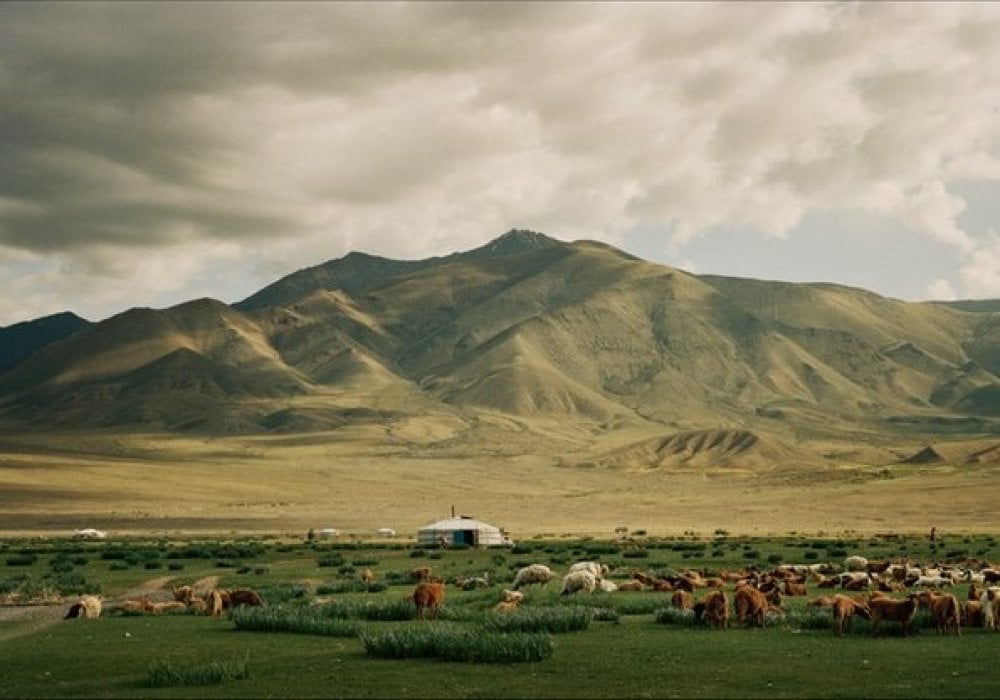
[[2, 229, 1000, 470]]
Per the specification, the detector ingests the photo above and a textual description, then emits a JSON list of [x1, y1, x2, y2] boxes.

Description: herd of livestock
[[59, 553, 1000, 637]]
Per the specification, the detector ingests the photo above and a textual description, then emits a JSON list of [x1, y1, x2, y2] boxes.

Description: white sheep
[[512, 564, 554, 590], [598, 578, 618, 592], [568, 561, 609, 579], [981, 586, 1000, 631], [844, 555, 868, 573], [560, 570, 597, 595]]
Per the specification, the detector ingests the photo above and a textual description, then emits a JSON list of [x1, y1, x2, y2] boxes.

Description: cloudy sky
[[3, 2, 1000, 326]]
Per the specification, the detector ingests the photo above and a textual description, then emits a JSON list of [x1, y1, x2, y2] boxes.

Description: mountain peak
[[470, 229, 561, 258]]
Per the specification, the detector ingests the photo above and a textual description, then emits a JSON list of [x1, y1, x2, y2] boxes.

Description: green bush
[[482, 606, 591, 634], [317, 554, 345, 568], [147, 657, 250, 687], [6, 554, 37, 566], [361, 626, 553, 664], [654, 607, 698, 626], [231, 606, 360, 637]]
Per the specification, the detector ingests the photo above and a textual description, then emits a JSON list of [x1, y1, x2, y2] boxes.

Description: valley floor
[[2, 429, 999, 539]]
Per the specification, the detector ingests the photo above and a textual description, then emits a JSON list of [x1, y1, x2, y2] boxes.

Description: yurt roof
[[420, 517, 501, 531]]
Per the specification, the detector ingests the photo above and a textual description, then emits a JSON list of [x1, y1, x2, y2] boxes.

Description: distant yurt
[[417, 515, 512, 548]]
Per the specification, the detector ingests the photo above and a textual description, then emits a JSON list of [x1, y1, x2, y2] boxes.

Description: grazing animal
[[494, 589, 524, 613], [360, 568, 375, 591], [868, 594, 920, 637], [832, 594, 869, 636], [981, 586, 1000, 631], [844, 555, 869, 572], [734, 585, 782, 628], [560, 571, 598, 595], [228, 589, 264, 607], [807, 596, 836, 608], [512, 564, 555, 590], [187, 596, 208, 614], [409, 566, 433, 583], [66, 595, 103, 619], [917, 591, 961, 636], [412, 581, 445, 620], [702, 590, 729, 630], [783, 581, 808, 597], [671, 589, 694, 610], [119, 597, 149, 614], [963, 601, 985, 628], [598, 578, 618, 592], [617, 580, 645, 592], [568, 561, 609, 579], [172, 586, 195, 604], [207, 590, 226, 618]]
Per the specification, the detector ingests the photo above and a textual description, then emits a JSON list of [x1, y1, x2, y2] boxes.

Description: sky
[[3, 2, 1000, 327]]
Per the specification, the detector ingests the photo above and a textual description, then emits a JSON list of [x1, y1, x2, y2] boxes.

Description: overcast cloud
[[2, 2, 1000, 326]]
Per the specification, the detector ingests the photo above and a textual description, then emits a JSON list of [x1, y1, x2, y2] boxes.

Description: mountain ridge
[[3, 230, 1000, 469]]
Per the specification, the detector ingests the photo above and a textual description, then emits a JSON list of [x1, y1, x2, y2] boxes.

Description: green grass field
[[1, 533, 998, 698]]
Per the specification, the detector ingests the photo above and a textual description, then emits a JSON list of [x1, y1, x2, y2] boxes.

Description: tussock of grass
[[231, 606, 360, 637], [146, 657, 250, 687], [316, 598, 416, 621], [482, 606, 591, 633], [361, 625, 553, 664]]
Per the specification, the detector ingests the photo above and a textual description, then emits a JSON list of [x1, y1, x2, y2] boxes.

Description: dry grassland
[[3, 422, 1000, 539]]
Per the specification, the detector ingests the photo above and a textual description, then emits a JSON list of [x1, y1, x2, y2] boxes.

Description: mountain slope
[[0, 312, 92, 373], [1, 229, 999, 461]]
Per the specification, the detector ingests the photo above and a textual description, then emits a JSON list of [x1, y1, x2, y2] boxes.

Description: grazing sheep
[[868, 594, 920, 637], [844, 556, 869, 573], [560, 571, 598, 595], [512, 564, 554, 590], [981, 586, 1000, 631], [412, 581, 445, 620], [568, 561, 609, 579]]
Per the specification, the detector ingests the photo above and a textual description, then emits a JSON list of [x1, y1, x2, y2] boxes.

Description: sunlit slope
[[1, 229, 999, 453]]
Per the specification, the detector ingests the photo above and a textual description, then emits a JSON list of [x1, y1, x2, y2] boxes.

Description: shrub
[[482, 607, 591, 634], [317, 554, 345, 568], [231, 606, 359, 637], [168, 562, 185, 571], [147, 657, 250, 687], [6, 554, 37, 566], [50, 559, 75, 573], [361, 626, 553, 664], [316, 599, 415, 621], [803, 550, 818, 560], [622, 549, 649, 559], [767, 554, 784, 564], [108, 562, 130, 571], [654, 608, 698, 626]]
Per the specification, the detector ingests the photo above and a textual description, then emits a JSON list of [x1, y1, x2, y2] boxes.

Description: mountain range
[[3, 229, 1000, 468]]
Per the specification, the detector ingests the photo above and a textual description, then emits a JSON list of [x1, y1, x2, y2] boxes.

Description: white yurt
[[417, 515, 513, 548]]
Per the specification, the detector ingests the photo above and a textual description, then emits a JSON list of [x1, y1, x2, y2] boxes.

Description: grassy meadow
[[2, 532, 999, 698]]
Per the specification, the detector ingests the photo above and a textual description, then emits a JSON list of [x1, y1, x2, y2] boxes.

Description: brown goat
[[868, 594, 920, 637], [412, 581, 445, 620], [917, 591, 961, 636]]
